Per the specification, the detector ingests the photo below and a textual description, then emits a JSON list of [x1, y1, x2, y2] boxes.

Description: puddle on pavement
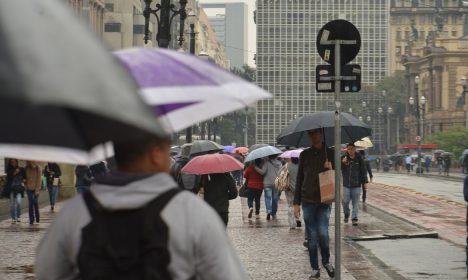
[[356, 238, 466, 279]]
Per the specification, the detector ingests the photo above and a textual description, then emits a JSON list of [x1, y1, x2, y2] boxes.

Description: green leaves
[[425, 126, 468, 160]]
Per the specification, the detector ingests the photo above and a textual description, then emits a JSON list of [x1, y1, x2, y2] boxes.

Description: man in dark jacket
[[293, 128, 335, 279], [359, 150, 373, 203], [342, 144, 368, 225], [197, 173, 238, 226], [463, 175, 468, 278]]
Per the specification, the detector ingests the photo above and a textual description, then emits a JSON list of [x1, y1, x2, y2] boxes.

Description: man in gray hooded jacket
[[35, 134, 247, 280], [255, 155, 282, 220]]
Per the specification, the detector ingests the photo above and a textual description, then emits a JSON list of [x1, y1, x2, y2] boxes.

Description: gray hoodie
[[254, 158, 282, 187], [35, 173, 247, 280]]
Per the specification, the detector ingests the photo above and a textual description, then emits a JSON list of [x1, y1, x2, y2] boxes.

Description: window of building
[[396, 46, 401, 55], [452, 30, 457, 37], [105, 3, 114, 12], [396, 30, 402, 41], [105, 23, 121, 32], [133, 25, 144, 34]]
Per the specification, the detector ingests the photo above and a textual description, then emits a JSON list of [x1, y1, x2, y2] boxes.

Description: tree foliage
[[214, 65, 257, 146], [375, 71, 408, 144], [425, 126, 468, 159]]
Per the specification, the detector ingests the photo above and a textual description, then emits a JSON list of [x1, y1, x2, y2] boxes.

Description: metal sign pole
[[334, 40, 342, 280]]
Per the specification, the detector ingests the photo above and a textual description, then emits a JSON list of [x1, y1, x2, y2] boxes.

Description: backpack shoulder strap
[[82, 191, 103, 218], [146, 188, 181, 214]]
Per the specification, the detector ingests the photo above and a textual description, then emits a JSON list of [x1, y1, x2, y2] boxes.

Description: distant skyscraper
[[203, 2, 249, 69], [256, 0, 389, 148]]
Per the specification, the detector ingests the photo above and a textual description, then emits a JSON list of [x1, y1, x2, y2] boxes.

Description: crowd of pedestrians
[[1, 131, 377, 280]]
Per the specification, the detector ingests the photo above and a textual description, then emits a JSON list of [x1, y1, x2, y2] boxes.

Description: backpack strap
[[145, 188, 181, 214], [82, 190, 102, 219], [82, 188, 181, 219]]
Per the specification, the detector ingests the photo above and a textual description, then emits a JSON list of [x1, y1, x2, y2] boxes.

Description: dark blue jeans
[[302, 202, 331, 271], [26, 190, 40, 224], [47, 184, 59, 206], [247, 188, 262, 214]]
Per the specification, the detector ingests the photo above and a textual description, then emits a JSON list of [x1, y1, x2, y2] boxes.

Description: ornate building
[[69, 0, 105, 38], [391, 1, 468, 142]]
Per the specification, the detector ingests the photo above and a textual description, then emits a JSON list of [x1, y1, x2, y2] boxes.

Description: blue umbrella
[[224, 145, 235, 153], [244, 146, 282, 163]]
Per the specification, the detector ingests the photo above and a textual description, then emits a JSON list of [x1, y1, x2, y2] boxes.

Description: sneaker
[[11, 220, 16, 224], [352, 218, 358, 226], [267, 214, 271, 220], [248, 208, 253, 219], [303, 240, 309, 248], [16, 219, 20, 223], [51, 206, 54, 212], [344, 215, 349, 223], [324, 263, 335, 278], [296, 220, 302, 227], [309, 270, 320, 279]]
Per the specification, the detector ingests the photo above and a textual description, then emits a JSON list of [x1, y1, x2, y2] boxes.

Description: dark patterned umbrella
[[277, 112, 372, 147]]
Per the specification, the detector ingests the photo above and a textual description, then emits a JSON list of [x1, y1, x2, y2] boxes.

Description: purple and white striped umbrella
[[115, 48, 271, 132], [279, 149, 303, 159]]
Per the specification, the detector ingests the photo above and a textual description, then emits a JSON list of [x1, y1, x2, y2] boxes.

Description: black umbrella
[[189, 140, 224, 156], [277, 112, 372, 147], [0, 0, 167, 160]]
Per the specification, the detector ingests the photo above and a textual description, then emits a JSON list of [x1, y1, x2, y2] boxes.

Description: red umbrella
[[181, 154, 244, 175], [234, 147, 249, 154]]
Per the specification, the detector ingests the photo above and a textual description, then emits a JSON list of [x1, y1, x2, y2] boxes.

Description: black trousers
[[361, 184, 367, 202], [218, 212, 229, 227]]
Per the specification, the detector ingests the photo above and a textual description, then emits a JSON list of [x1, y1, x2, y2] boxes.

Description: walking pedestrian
[[425, 156, 432, 173], [43, 162, 61, 212], [437, 155, 444, 175], [285, 157, 301, 229], [463, 175, 468, 278], [25, 161, 42, 225], [405, 155, 412, 173], [36, 133, 247, 280], [376, 157, 381, 172], [342, 144, 368, 225], [75, 165, 93, 194], [359, 150, 373, 203], [243, 159, 264, 219], [293, 128, 335, 279], [6, 159, 25, 224], [463, 155, 468, 174], [195, 173, 238, 226], [255, 155, 282, 220], [444, 156, 451, 176]]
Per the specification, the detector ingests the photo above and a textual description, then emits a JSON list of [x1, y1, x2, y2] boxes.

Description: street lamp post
[[378, 106, 393, 153], [459, 76, 468, 128], [143, 0, 188, 48], [409, 75, 426, 175]]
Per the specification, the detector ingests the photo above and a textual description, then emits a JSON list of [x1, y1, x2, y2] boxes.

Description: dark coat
[[341, 154, 368, 188], [294, 145, 334, 205], [75, 165, 94, 187], [44, 163, 61, 186], [199, 173, 237, 214]]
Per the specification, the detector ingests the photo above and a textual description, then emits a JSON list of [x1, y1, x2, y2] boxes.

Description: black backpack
[[78, 188, 180, 280]]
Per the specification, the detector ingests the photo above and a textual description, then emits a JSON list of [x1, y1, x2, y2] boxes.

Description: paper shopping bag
[[319, 170, 335, 203]]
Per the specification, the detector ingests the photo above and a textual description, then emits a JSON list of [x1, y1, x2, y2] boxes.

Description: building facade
[[255, 0, 389, 147], [390, 1, 468, 142], [202, 2, 249, 69], [103, 0, 157, 49], [390, 0, 468, 73], [69, 0, 105, 38], [403, 37, 468, 142]]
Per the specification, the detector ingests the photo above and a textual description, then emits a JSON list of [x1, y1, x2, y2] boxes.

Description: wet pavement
[[373, 172, 465, 203], [0, 183, 466, 280], [365, 181, 466, 246]]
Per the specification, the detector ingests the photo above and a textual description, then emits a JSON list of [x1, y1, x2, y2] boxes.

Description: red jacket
[[243, 165, 263, 190]]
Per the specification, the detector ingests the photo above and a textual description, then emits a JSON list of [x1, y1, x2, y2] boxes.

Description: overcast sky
[[198, 0, 256, 67]]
